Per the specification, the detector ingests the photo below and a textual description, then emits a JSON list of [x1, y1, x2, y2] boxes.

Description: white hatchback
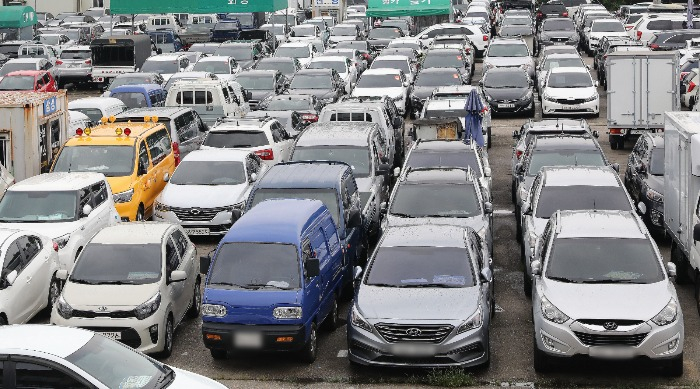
[[51, 222, 199, 357]]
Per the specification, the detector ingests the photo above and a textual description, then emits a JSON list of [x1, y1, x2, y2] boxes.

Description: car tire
[[0, 315, 6, 325], [528, 106, 536, 118], [515, 205, 522, 242], [136, 204, 145, 221], [323, 294, 340, 331], [664, 353, 684, 377], [593, 111, 600, 118], [186, 277, 201, 319], [610, 136, 619, 150], [671, 242, 691, 284], [48, 276, 62, 309], [533, 338, 552, 373], [210, 348, 228, 359], [159, 315, 174, 358], [300, 322, 318, 364]]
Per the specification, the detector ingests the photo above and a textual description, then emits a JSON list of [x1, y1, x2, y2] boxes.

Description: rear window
[[647, 20, 689, 30], [203, 131, 268, 148], [60, 50, 90, 60], [539, 4, 566, 13], [329, 112, 375, 122], [175, 90, 215, 105]]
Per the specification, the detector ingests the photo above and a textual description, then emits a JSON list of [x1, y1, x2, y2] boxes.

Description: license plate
[[589, 346, 635, 359], [562, 105, 581, 110], [390, 343, 436, 357], [99, 331, 121, 340], [630, 130, 647, 135], [94, 77, 104, 82], [234, 332, 263, 349], [554, 41, 565, 45], [498, 103, 515, 108], [185, 228, 209, 235]]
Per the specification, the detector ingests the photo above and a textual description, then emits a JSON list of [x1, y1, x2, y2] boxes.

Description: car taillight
[[562, 11, 568, 17], [516, 149, 523, 159], [636, 30, 642, 40], [689, 81, 696, 93], [301, 113, 318, 122], [52, 241, 59, 251], [483, 35, 488, 41], [56, 59, 63, 65], [254, 148, 274, 160], [172, 142, 180, 165], [625, 25, 633, 30], [537, 11, 543, 17], [84, 59, 91, 65], [681, 72, 689, 79], [649, 43, 659, 50], [609, 128, 622, 134]]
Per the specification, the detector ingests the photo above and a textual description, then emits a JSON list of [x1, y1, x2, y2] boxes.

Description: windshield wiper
[[244, 283, 293, 290], [157, 365, 175, 388], [95, 280, 133, 285], [547, 276, 578, 283], [209, 281, 254, 289], [580, 279, 642, 284], [367, 283, 405, 287], [69, 278, 100, 285], [402, 283, 460, 288]]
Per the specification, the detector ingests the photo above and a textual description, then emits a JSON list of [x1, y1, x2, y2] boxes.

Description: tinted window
[[291, 73, 331, 89], [535, 185, 632, 218], [170, 161, 246, 185], [488, 44, 529, 57], [647, 20, 688, 30], [92, 181, 108, 206], [53, 145, 135, 176], [146, 129, 172, 164], [2, 240, 23, 274], [166, 238, 179, 272], [650, 148, 664, 175], [415, 71, 462, 86], [423, 52, 465, 68], [203, 131, 268, 148], [235, 74, 274, 90], [484, 70, 528, 88], [355, 73, 402, 88], [366, 246, 475, 287], [70, 243, 162, 284], [251, 188, 339, 224], [543, 19, 575, 31], [407, 150, 479, 171], [308, 60, 346, 73], [0, 191, 77, 222], [547, 72, 592, 88], [209, 242, 300, 289], [15, 362, 87, 389], [390, 182, 480, 217], [172, 229, 188, 257], [591, 21, 624, 32]]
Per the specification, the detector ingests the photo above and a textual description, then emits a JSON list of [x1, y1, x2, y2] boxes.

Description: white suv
[[200, 117, 294, 167], [52, 222, 200, 357], [0, 172, 120, 271]]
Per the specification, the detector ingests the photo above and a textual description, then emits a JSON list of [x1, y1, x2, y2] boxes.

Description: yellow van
[[51, 118, 177, 221]]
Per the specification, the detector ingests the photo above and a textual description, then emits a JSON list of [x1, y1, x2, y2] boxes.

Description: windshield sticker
[[267, 281, 290, 288], [119, 376, 152, 389], [433, 275, 466, 285], [603, 271, 641, 280], [401, 278, 428, 284], [127, 272, 159, 280]]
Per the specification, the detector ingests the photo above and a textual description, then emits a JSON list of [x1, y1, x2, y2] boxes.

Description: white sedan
[[541, 67, 599, 118], [352, 68, 411, 115]]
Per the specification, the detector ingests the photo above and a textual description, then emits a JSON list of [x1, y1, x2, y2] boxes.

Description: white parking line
[[337, 350, 348, 358]]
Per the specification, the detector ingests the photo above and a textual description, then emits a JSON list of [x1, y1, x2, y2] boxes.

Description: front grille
[[574, 331, 648, 346], [171, 206, 227, 221], [374, 323, 454, 344], [72, 309, 135, 319], [577, 319, 644, 327], [81, 326, 142, 348], [555, 98, 586, 105]]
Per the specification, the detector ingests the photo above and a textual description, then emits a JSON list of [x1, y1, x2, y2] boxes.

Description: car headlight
[[583, 93, 598, 102], [351, 306, 372, 332], [542, 92, 557, 102], [56, 295, 73, 319], [457, 305, 483, 334], [113, 188, 134, 203], [134, 293, 161, 320], [520, 91, 533, 101], [273, 306, 302, 319], [227, 201, 245, 212], [484, 94, 493, 102], [646, 188, 663, 202], [651, 299, 678, 326], [541, 296, 569, 324], [52, 233, 71, 250], [202, 304, 227, 317], [155, 201, 171, 213]]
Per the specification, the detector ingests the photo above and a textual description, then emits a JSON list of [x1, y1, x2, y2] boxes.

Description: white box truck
[[606, 51, 679, 150]]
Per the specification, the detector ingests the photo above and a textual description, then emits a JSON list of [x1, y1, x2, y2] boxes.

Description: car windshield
[[356, 73, 402, 88], [203, 131, 268, 148], [292, 26, 317, 36], [251, 188, 340, 224], [592, 21, 624, 32], [484, 71, 528, 88], [543, 19, 575, 31], [503, 17, 532, 26], [292, 146, 370, 177], [140, 60, 179, 74], [407, 150, 479, 171], [308, 60, 346, 73], [488, 44, 529, 57], [209, 242, 300, 289], [650, 148, 664, 175], [66, 333, 169, 388], [275, 46, 312, 58], [61, 29, 82, 41], [535, 185, 632, 218], [291, 73, 331, 89], [215, 46, 252, 60], [111, 92, 148, 109], [0, 191, 77, 222], [338, 41, 368, 50], [542, 57, 584, 71], [423, 52, 464, 68], [546, 238, 664, 283], [109, 75, 156, 90], [255, 59, 296, 75], [193, 61, 230, 74], [235, 74, 274, 90], [369, 28, 402, 39], [415, 71, 462, 86], [500, 26, 534, 36], [70, 243, 162, 284], [263, 98, 312, 111], [390, 182, 480, 217], [528, 150, 606, 175], [53, 145, 135, 177], [0, 62, 35, 76], [372, 59, 410, 73], [547, 72, 592, 88], [333, 26, 357, 36], [171, 161, 246, 185], [0, 75, 34, 90], [366, 246, 475, 287], [60, 50, 90, 60]]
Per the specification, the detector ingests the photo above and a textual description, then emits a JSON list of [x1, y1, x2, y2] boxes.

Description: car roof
[[91, 222, 173, 245], [311, 56, 347, 62], [542, 166, 619, 187], [237, 69, 276, 76], [380, 224, 468, 248], [362, 68, 401, 75], [295, 122, 376, 147], [0, 325, 93, 358], [549, 66, 590, 74], [280, 41, 311, 47], [116, 106, 190, 118], [418, 67, 461, 75], [147, 54, 186, 61], [533, 135, 599, 150], [197, 56, 232, 62], [257, 162, 350, 189], [404, 167, 472, 183], [68, 97, 125, 108], [5, 70, 43, 76], [374, 55, 410, 61], [11, 172, 105, 191], [182, 148, 251, 162], [556, 210, 646, 239]]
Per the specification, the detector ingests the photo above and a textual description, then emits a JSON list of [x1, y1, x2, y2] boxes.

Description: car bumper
[[534, 311, 683, 361], [643, 199, 664, 230], [542, 99, 598, 115], [347, 322, 488, 367], [540, 41, 578, 48], [488, 99, 533, 114], [153, 209, 237, 236], [55, 69, 91, 81], [202, 322, 308, 352]]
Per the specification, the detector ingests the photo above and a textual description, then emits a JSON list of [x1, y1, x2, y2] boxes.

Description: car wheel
[[671, 243, 691, 284], [610, 136, 619, 150], [136, 204, 145, 221], [515, 205, 522, 241], [48, 276, 62, 309], [160, 315, 174, 358], [0, 315, 6, 325], [186, 277, 201, 319], [210, 348, 228, 359], [300, 322, 318, 364], [533, 337, 552, 373], [323, 294, 340, 331], [664, 353, 684, 377]]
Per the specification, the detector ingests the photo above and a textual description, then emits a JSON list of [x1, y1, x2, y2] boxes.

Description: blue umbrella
[[464, 89, 485, 147]]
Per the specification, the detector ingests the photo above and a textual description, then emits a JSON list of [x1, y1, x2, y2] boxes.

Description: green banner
[[111, 0, 287, 14], [367, 0, 452, 17], [0, 6, 37, 28]]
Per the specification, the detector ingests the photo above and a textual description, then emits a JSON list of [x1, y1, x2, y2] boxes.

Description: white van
[[67, 97, 127, 123], [165, 78, 248, 126], [146, 14, 185, 35]]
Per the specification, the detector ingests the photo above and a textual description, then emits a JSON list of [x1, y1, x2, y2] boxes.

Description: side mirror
[[693, 223, 700, 241], [522, 201, 532, 216], [250, 172, 258, 182], [484, 167, 492, 177], [5, 269, 17, 286], [393, 167, 401, 177], [592, 130, 599, 138], [200, 255, 211, 274], [594, 80, 599, 87], [484, 202, 493, 214], [353, 265, 363, 280], [666, 262, 677, 280], [637, 201, 647, 215], [169, 270, 187, 283], [531, 259, 542, 276], [163, 172, 170, 182], [179, 67, 185, 72], [56, 269, 68, 280], [376, 163, 391, 175], [157, 48, 163, 54], [480, 267, 493, 283], [611, 163, 620, 173], [515, 163, 524, 174], [305, 257, 320, 278], [513, 130, 521, 138], [81, 204, 93, 217], [347, 207, 362, 228]]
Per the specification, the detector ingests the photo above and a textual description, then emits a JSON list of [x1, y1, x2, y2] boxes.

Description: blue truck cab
[[245, 161, 365, 268], [200, 198, 346, 362], [109, 84, 167, 109]]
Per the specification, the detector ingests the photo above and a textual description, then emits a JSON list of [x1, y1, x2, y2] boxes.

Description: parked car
[[536, 18, 579, 53], [67, 97, 127, 123], [109, 84, 167, 109], [253, 56, 303, 79], [351, 68, 411, 116], [410, 67, 470, 118], [480, 68, 535, 116], [214, 41, 264, 69], [288, 68, 345, 106], [191, 56, 241, 81], [102, 72, 165, 95], [233, 69, 288, 110], [541, 67, 599, 117], [483, 37, 534, 78], [624, 133, 665, 232], [0, 70, 57, 92], [258, 94, 322, 124], [53, 45, 92, 88]]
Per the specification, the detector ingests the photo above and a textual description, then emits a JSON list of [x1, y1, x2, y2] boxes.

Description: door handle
[[25, 276, 32, 283]]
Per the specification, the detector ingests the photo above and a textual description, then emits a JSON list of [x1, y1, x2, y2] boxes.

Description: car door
[[76, 185, 101, 243], [136, 140, 156, 216], [342, 176, 362, 266], [145, 129, 175, 215], [174, 112, 199, 157], [171, 228, 195, 324], [7, 235, 48, 323], [164, 235, 186, 322]]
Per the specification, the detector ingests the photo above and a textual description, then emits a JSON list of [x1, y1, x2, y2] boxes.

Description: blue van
[[147, 30, 184, 53], [245, 161, 365, 268], [200, 198, 346, 362], [109, 84, 167, 109]]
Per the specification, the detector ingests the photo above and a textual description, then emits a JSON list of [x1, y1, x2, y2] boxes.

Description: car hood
[[357, 285, 480, 320], [169, 367, 228, 388], [541, 278, 674, 321], [63, 282, 161, 309], [0, 220, 83, 239], [204, 287, 303, 324], [288, 88, 335, 99], [644, 174, 664, 194], [157, 183, 249, 208], [541, 31, 577, 39], [353, 86, 403, 99], [545, 86, 596, 99], [386, 215, 486, 231], [249, 89, 275, 101], [484, 57, 531, 67], [484, 86, 529, 100]]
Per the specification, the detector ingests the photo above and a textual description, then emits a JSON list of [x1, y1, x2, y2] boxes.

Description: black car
[[536, 17, 578, 53], [214, 41, 265, 69], [648, 30, 700, 51], [210, 20, 242, 43], [367, 26, 404, 51], [236, 29, 279, 52], [535, 1, 568, 28], [624, 133, 665, 232], [410, 67, 470, 118], [480, 68, 535, 116], [420, 47, 472, 82], [258, 94, 323, 123], [287, 68, 345, 106], [253, 56, 303, 79], [233, 70, 288, 110]]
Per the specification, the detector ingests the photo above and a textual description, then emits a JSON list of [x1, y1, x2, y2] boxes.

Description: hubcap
[[310, 327, 316, 353]]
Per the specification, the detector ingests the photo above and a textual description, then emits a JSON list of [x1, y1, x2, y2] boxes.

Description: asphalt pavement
[[53, 54, 700, 388]]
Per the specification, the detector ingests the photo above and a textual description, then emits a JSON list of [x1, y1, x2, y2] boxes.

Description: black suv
[[536, 17, 578, 53], [624, 133, 664, 232], [535, 1, 568, 29]]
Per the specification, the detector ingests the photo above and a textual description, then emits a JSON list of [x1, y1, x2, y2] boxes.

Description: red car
[[0, 70, 58, 92]]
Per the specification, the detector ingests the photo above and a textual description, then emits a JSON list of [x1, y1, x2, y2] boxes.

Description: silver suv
[[530, 210, 683, 376], [53, 45, 92, 88], [348, 224, 493, 368]]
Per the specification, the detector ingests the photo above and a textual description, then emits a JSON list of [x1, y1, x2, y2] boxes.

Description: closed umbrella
[[464, 89, 485, 147]]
